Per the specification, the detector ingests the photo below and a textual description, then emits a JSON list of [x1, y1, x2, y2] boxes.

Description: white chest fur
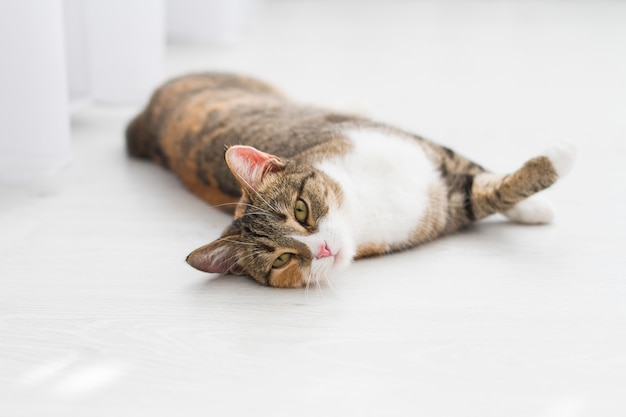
[[315, 128, 439, 249]]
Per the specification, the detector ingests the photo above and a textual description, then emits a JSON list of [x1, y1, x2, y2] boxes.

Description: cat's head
[[186, 145, 354, 287]]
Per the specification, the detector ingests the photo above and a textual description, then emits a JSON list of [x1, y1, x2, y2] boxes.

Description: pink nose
[[316, 242, 332, 259]]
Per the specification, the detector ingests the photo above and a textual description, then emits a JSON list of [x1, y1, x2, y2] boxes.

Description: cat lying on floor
[[126, 73, 576, 288]]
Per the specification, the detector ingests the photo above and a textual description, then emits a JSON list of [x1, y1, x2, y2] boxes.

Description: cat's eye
[[294, 199, 308, 223], [272, 253, 292, 269]]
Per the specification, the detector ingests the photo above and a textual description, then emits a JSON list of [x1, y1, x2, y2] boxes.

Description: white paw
[[504, 195, 555, 224], [544, 142, 577, 178]]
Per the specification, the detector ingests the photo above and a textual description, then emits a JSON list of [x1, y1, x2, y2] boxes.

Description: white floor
[[2, 1, 626, 416]]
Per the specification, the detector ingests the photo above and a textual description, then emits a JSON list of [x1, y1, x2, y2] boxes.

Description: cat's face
[[187, 146, 354, 287]]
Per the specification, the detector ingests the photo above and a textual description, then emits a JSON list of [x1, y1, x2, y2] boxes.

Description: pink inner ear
[[225, 146, 284, 190], [233, 146, 274, 165]]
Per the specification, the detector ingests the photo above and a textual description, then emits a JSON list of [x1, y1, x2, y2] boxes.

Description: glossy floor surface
[[2, 1, 625, 416]]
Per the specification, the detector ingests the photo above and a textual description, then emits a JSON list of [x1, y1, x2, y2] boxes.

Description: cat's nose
[[316, 242, 332, 259]]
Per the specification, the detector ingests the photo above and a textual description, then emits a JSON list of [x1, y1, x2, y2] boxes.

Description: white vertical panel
[[63, 0, 91, 111], [86, 0, 165, 104], [0, 0, 72, 182]]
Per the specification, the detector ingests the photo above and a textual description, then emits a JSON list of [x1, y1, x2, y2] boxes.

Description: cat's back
[[126, 73, 285, 160], [126, 73, 365, 208]]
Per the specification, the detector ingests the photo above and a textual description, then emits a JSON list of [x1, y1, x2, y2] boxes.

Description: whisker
[[232, 249, 263, 266], [211, 201, 241, 209], [215, 248, 264, 275], [305, 278, 310, 303], [234, 173, 281, 213], [239, 203, 274, 215], [322, 273, 337, 293], [213, 201, 276, 217], [212, 236, 256, 247], [226, 241, 257, 247]]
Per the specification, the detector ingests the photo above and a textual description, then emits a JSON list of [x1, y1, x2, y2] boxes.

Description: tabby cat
[[126, 73, 575, 288]]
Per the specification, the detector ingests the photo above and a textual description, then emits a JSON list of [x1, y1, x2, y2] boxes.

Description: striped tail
[[125, 111, 155, 159]]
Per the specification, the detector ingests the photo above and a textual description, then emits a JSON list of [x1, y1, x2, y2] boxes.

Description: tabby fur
[[127, 73, 575, 288]]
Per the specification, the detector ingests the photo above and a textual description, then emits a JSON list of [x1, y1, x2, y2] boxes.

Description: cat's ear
[[186, 238, 244, 275], [225, 145, 286, 192]]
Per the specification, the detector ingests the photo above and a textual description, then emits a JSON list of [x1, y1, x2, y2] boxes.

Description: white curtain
[[0, 0, 165, 183], [0, 1, 72, 182], [65, 0, 165, 106], [0, 0, 259, 183]]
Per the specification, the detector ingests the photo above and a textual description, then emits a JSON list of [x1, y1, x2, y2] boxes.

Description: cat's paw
[[544, 142, 577, 178], [504, 195, 555, 224]]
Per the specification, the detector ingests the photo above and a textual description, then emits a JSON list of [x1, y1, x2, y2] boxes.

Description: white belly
[[315, 128, 438, 248]]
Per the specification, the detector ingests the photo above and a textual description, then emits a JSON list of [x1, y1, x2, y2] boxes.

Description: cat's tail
[[471, 142, 577, 224], [126, 111, 153, 159]]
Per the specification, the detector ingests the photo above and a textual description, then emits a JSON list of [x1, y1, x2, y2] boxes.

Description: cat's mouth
[[308, 247, 351, 286], [330, 249, 342, 265], [319, 251, 339, 266]]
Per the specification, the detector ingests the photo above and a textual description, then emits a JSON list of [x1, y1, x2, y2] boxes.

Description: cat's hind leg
[[471, 142, 576, 222]]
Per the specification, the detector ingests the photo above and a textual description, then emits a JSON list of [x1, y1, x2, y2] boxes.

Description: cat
[[126, 73, 576, 288]]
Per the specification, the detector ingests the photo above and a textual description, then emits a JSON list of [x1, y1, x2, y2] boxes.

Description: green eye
[[294, 199, 308, 223], [272, 253, 292, 269]]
